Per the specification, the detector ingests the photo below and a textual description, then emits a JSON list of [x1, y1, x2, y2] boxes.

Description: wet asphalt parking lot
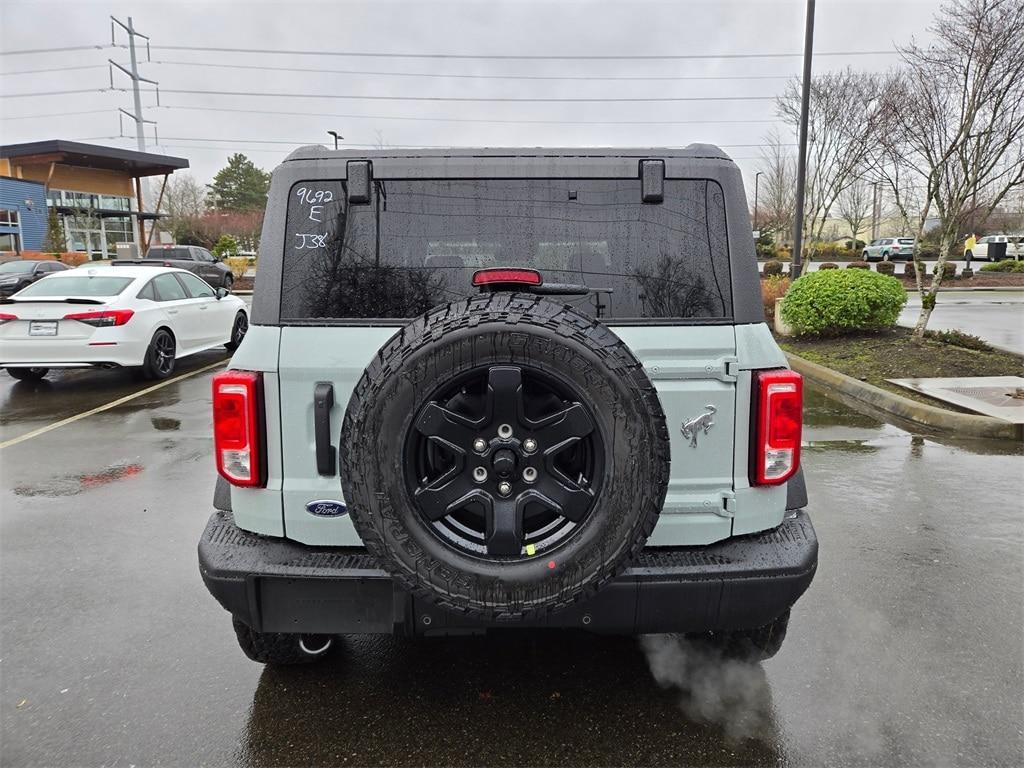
[[1, 355, 1022, 767]]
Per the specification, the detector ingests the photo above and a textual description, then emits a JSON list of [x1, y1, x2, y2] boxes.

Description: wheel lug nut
[[522, 438, 538, 453], [497, 481, 512, 496], [473, 467, 488, 483], [473, 438, 488, 453], [523, 467, 538, 483]]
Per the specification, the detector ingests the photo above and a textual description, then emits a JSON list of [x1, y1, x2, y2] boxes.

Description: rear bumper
[[0, 338, 146, 368], [199, 509, 818, 636]]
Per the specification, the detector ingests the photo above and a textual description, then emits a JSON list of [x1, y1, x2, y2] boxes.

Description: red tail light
[[751, 369, 803, 486], [63, 309, 134, 327], [472, 268, 543, 287], [213, 370, 265, 487], [0, 313, 17, 324]]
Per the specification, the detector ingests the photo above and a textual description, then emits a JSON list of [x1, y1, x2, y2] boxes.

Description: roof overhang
[[0, 140, 189, 177]]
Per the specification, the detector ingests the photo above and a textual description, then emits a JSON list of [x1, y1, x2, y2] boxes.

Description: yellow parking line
[[0, 359, 229, 450]]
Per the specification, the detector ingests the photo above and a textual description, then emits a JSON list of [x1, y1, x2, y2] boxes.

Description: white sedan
[[0, 266, 248, 382]]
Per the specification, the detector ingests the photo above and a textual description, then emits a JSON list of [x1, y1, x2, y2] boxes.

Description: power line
[[0, 44, 116, 56], [157, 104, 780, 126], [1, 88, 105, 98], [151, 141, 768, 161], [130, 87, 778, 103], [1, 108, 122, 121], [148, 44, 897, 61], [0, 64, 107, 76], [143, 58, 795, 82], [157, 135, 795, 149]]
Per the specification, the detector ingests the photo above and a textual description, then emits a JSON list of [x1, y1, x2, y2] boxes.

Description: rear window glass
[[146, 247, 191, 260], [279, 178, 732, 321], [15, 275, 133, 297]]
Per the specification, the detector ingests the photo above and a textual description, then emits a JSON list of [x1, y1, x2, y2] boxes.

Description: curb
[[785, 351, 1022, 441]]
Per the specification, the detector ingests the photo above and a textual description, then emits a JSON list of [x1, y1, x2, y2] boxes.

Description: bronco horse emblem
[[680, 405, 717, 448]]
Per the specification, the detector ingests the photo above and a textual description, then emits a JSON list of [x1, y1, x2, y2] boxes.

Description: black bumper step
[[198, 510, 817, 636]]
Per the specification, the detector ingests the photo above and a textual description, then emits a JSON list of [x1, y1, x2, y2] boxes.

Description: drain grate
[[887, 376, 1024, 423]]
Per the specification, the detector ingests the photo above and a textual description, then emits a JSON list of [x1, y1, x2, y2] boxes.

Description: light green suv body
[[199, 147, 817, 663]]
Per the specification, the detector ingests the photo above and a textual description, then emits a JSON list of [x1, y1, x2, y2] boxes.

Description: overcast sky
[[2, 0, 942, 188]]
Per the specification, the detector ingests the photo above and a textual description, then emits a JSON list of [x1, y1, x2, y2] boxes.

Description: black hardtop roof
[[283, 144, 734, 163]]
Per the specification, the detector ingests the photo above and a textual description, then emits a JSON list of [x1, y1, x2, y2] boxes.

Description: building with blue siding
[[0, 177, 48, 253]]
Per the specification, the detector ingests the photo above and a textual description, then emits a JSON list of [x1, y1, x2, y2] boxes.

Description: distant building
[[0, 140, 188, 258]]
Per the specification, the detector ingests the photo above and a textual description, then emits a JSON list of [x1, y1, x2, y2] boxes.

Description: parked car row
[[0, 265, 247, 382], [968, 234, 1024, 261], [862, 234, 1024, 262]]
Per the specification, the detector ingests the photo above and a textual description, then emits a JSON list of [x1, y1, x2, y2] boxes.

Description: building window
[[0, 209, 20, 226]]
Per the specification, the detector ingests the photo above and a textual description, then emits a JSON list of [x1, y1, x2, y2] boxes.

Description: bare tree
[[754, 129, 798, 243], [878, 0, 1024, 337], [837, 178, 873, 245], [778, 68, 888, 254], [162, 173, 207, 243]]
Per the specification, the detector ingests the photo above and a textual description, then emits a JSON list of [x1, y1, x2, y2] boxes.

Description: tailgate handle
[[313, 382, 336, 476]]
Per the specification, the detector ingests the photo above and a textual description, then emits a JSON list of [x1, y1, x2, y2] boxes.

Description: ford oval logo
[[305, 499, 348, 518]]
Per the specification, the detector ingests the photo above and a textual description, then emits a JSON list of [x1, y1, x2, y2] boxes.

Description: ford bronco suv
[[198, 146, 817, 665]]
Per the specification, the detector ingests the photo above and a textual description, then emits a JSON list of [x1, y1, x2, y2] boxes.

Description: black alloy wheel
[[224, 273, 234, 290], [405, 365, 604, 558], [340, 294, 670, 620], [226, 312, 248, 350], [143, 329, 176, 380]]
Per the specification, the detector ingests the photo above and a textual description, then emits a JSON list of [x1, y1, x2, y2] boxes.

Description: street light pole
[[327, 130, 343, 150], [753, 171, 764, 231], [791, 0, 816, 280]]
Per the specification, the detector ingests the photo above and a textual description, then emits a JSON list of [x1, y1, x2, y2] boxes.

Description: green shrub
[[819, 262, 839, 270], [848, 261, 871, 270], [780, 269, 907, 336], [932, 262, 957, 279], [924, 329, 992, 351], [876, 261, 896, 276], [979, 259, 1024, 273], [763, 260, 784, 277]]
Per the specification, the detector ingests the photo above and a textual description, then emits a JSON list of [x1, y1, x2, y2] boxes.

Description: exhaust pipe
[[298, 635, 333, 656]]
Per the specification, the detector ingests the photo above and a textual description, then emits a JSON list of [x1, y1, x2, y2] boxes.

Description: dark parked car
[[113, 245, 235, 289], [0, 259, 69, 296]]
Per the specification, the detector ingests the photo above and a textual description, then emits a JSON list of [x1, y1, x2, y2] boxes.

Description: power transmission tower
[[109, 16, 159, 151], [109, 16, 159, 247]]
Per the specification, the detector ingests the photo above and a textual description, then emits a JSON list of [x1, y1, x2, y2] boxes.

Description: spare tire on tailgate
[[340, 293, 670, 620]]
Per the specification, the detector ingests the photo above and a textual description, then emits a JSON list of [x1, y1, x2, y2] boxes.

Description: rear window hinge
[[724, 359, 740, 380], [717, 491, 737, 518]]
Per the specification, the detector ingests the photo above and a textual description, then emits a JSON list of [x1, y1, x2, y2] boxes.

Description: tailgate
[[272, 325, 741, 547]]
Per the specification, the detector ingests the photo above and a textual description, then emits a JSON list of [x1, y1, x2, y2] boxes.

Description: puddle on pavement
[[150, 416, 181, 431], [13, 461, 144, 498], [804, 385, 1023, 456]]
